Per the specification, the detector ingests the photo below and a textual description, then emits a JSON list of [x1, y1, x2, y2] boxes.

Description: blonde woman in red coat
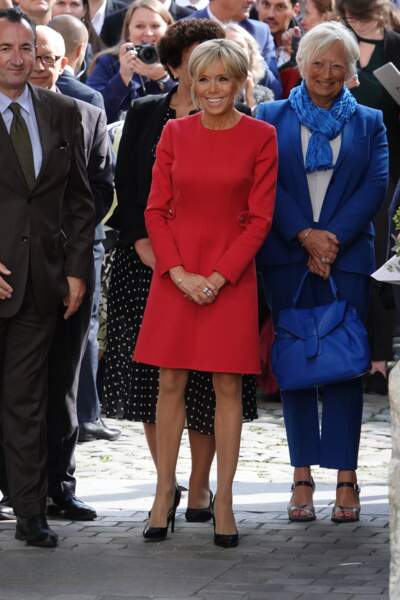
[[135, 38, 278, 547]]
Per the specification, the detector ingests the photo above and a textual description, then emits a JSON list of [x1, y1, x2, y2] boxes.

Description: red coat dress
[[134, 113, 277, 374]]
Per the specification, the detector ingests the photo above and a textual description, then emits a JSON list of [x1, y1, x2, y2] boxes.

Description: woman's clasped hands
[[298, 229, 340, 279], [169, 266, 226, 305]]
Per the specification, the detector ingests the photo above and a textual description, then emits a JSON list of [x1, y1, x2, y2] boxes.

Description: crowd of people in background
[[0, 0, 399, 550]]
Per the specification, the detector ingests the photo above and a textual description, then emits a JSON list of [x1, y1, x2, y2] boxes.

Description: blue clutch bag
[[272, 273, 370, 391]]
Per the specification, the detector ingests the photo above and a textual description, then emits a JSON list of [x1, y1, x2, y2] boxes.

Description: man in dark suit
[[188, 0, 282, 98], [90, 0, 130, 38], [0, 8, 94, 546], [50, 15, 121, 438], [100, 0, 193, 47], [50, 15, 105, 109], [31, 24, 117, 516]]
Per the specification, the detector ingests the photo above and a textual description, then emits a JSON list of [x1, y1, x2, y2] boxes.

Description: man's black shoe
[[0, 496, 14, 520], [15, 515, 58, 547], [78, 417, 121, 442], [47, 495, 97, 520]]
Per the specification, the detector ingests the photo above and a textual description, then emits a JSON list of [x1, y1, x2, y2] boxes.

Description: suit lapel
[[332, 117, 353, 174], [290, 113, 305, 168], [29, 84, 54, 187]]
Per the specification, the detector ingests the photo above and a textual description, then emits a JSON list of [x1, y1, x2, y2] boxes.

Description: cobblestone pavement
[[0, 394, 391, 600]]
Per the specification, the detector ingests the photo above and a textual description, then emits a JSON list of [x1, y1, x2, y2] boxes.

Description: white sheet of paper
[[371, 255, 400, 284], [373, 62, 400, 106]]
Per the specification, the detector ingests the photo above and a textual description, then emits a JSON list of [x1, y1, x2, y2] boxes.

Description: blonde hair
[[224, 22, 265, 83], [296, 20, 360, 78], [89, 0, 173, 71], [188, 38, 248, 107]]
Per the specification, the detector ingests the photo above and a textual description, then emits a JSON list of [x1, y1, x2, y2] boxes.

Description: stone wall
[[389, 362, 400, 599]]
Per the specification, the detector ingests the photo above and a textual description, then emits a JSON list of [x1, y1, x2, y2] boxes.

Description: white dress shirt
[[301, 125, 341, 223], [175, 0, 209, 8], [0, 85, 43, 178], [91, 0, 107, 36]]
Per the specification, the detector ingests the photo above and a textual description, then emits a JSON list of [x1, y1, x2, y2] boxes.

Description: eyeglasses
[[35, 55, 62, 66]]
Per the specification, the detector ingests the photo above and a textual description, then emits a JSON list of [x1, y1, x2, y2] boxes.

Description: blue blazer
[[189, 8, 282, 98], [86, 54, 175, 123], [256, 100, 389, 276]]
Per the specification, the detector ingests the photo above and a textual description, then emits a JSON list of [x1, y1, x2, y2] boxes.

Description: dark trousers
[[77, 241, 104, 424], [46, 285, 92, 499], [0, 282, 56, 516], [263, 264, 370, 471]]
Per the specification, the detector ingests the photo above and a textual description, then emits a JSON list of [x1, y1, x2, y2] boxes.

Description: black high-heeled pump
[[211, 496, 239, 548], [143, 485, 180, 542], [185, 490, 213, 523]]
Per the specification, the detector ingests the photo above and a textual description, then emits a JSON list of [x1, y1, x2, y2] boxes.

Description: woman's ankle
[[188, 480, 210, 506], [337, 469, 357, 484], [293, 466, 312, 481]]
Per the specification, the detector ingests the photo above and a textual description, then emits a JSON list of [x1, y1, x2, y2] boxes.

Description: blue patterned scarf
[[289, 81, 357, 173]]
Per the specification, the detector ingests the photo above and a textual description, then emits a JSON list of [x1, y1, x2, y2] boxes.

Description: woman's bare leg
[[212, 373, 242, 534], [148, 368, 188, 528], [145, 407, 215, 510], [187, 430, 215, 508], [143, 423, 157, 467]]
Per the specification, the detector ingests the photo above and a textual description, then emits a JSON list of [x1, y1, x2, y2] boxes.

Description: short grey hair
[[224, 22, 265, 83], [296, 21, 360, 78], [188, 38, 248, 85]]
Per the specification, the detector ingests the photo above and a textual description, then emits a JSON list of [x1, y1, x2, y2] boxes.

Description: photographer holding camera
[[87, 0, 174, 122]]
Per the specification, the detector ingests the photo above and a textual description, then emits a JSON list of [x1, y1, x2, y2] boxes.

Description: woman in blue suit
[[257, 21, 388, 523]]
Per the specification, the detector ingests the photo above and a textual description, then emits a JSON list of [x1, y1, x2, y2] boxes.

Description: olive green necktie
[[9, 102, 36, 190]]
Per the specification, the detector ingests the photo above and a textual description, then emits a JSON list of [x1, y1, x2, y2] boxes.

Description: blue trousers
[[263, 264, 370, 470]]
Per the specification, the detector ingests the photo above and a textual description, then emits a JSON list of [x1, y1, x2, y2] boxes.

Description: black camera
[[126, 44, 159, 64]]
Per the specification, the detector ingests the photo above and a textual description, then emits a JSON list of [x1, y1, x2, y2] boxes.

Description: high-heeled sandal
[[287, 479, 316, 522], [185, 490, 213, 523], [143, 485, 181, 541], [211, 496, 239, 548], [331, 481, 360, 523]]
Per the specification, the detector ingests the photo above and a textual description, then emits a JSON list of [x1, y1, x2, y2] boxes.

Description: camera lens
[[136, 44, 159, 65]]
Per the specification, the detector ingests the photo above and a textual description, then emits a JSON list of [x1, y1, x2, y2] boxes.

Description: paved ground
[[0, 394, 391, 600]]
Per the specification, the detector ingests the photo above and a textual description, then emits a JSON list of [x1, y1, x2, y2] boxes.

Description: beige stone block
[[388, 362, 400, 599]]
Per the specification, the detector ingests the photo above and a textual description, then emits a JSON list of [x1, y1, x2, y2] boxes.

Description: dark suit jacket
[[256, 100, 389, 275], [55, 75, 113, 228], [57, 70, 105, 111], [111, 87, 251, 247], [100, 0, 193, 47], [74, 99, 114, 231], [0, 85, 95, 319]]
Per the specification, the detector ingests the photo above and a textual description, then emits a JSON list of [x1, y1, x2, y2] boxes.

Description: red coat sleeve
[[214, 125, 278, 285], [145, 122, 183, 276]]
